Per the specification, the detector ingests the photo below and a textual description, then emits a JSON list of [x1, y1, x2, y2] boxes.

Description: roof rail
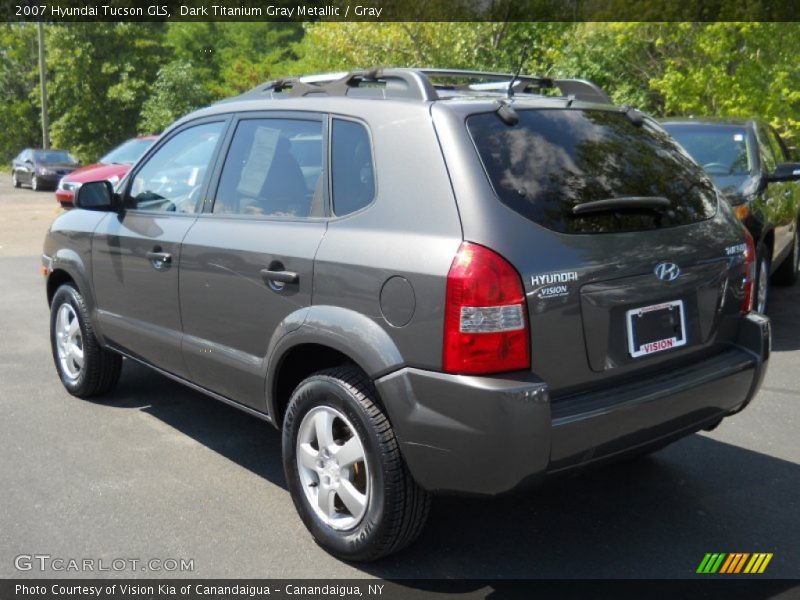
[[237, 68, 610, 105]]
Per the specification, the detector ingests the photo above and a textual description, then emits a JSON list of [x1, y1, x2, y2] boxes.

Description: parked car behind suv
[[661, 118, 800, 312], [43, 69, 769, 561], [55, 135, 158, 207], [12, 148, 79, 191]]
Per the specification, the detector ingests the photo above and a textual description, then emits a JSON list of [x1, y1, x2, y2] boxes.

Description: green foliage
[[283, 22, 571, 77], [555, 23, 800, 147], [0, 24, 41, 165], [46, 23, 166, 161], [138, 61, 210, 134]]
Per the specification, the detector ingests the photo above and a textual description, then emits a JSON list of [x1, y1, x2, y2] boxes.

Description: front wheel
[[31, 174, 40, 191], [50, 284, 122, 397], [282, 366, 430, 561], [773, 228, 799, 286], [12, 171, 20, 188]]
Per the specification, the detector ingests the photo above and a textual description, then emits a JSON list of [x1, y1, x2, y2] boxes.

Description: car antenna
[[507, 44, 531, 100], [496, 44, 531, 126]]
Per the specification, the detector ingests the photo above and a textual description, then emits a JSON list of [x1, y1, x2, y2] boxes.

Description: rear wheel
[[773, 228, 799, 286], [282, 366, 430, 561], [50, 284, 122, 397], [12, 171, 20, 188]]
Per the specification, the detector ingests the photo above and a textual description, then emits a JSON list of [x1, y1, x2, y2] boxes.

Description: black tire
[[12, 171, 20, 188], [31, 174, 40, 191], [773, 228, 799, 286], [50, 284, 122, 398], [282, 366, 430, 561]]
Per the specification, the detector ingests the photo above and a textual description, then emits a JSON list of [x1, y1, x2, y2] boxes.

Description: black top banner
[[3, 0, 800, 22]]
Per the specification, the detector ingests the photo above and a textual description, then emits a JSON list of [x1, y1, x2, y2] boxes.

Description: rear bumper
[[375, 313, 770, 495]]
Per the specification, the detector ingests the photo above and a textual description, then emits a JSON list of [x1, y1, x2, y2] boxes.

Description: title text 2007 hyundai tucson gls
[[43, 69, 769, 561]]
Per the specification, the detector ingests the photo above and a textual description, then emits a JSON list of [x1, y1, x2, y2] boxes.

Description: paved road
[[1, 175, 798, 582]]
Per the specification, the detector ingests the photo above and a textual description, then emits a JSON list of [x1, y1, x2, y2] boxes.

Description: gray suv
[[43, 69, 770, 561]]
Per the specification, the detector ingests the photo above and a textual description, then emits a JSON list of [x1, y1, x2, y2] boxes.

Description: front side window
[[213, 118, 323, 217], [755, 125, 777, 173], [331, 119, 374, 216], [469, 109, 718, 234], [127, 121, 224, 213]]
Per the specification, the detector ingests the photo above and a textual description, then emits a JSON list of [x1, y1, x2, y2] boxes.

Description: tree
[[138, 61, 210, 133], [0, 24, 40, 166], [45, 23, 166, 161], [283, 22, 573, 78]]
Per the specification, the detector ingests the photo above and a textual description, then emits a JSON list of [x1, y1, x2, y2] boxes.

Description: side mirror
[[75, 180, 119, 211], [767, 162, 800, 183]]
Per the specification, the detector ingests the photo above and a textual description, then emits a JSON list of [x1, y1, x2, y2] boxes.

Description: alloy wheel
[[296, 405, 370, 531], [55, 303, 84, 380]]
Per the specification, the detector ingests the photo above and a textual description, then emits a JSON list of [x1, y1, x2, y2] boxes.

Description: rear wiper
[[572, 196, 670, 216]]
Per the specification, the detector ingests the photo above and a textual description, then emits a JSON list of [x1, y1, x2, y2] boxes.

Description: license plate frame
[[625, 299, 687, 358]]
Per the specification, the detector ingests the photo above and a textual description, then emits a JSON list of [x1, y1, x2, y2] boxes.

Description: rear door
[[464, 107, 748, 395], [179, 113, 328, 409], [91, 119, 228, 377]]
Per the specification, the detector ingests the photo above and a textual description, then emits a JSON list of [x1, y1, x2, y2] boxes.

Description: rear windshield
[[467, 109, 718, 234]]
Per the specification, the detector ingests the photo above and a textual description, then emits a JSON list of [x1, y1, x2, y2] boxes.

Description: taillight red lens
[[742, 228, 756, 313], [443, 242, 530, 375]]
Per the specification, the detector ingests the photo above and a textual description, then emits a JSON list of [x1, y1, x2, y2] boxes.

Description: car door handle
[[146, 251, 172, 265], [260, 268, 298, 284]]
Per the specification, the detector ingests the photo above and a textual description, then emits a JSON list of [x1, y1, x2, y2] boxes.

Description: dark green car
[[661, 118, 800, 312]]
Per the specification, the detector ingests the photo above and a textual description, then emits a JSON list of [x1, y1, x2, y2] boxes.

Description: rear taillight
[[443, 242, 530, 375], [742, 229, 756, 313]]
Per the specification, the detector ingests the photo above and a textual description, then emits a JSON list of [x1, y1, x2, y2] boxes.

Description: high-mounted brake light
[[443, 242, 530, 375], [742, 229, 756, 313]]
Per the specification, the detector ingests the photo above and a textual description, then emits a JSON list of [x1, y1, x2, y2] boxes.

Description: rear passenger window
[[213, 118, 323, 217], [332, 119, 374, 215]]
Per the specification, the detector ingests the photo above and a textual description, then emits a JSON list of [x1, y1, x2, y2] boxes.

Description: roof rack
[[237, 68, 610, 105]]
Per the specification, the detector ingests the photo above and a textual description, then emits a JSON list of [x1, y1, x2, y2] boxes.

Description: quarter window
[[213, 118, 324, 217], [127, 121, 224, 213], [331, 119, 374, 216]]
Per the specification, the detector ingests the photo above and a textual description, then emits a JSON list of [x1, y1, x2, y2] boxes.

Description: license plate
[[626, 300, 687, 358]]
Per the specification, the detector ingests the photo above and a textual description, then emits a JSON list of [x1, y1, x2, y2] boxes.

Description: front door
[[91, 119, 227, 377], [179, 114, 328, 409]]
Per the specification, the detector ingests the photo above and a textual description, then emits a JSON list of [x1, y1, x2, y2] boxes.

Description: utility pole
[[37, 22, 49, 149]]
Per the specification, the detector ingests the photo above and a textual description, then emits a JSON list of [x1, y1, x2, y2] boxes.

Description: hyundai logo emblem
[[654, 262, 681, 282]]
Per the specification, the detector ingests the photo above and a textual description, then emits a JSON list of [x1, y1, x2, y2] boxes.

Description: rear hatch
[[464, 106, 750, 396]]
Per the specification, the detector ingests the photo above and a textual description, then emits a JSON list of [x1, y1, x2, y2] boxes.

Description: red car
[[56, 135, 158, 206]]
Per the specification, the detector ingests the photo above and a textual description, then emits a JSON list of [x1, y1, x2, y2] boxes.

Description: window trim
[[120, 115, 232, 216], [328, 114, 378, 219], [201, 110, 329, 222]]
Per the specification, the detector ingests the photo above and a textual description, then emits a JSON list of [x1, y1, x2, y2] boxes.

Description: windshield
[[34, 150, 77, 164], [661, 123, 752, 177], [101, 138, 155, 165], [467, 109, 718, 234]]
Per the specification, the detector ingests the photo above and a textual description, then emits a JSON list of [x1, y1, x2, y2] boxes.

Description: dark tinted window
[[663, 123, 752, 176], [213, 118, 323, 217], [34, 150, 77, 164], [331, 119, 374, 216], [468, 109, 718, 234]]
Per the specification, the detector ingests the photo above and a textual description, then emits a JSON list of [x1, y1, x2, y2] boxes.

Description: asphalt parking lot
[[0, 174, 798, 581]]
